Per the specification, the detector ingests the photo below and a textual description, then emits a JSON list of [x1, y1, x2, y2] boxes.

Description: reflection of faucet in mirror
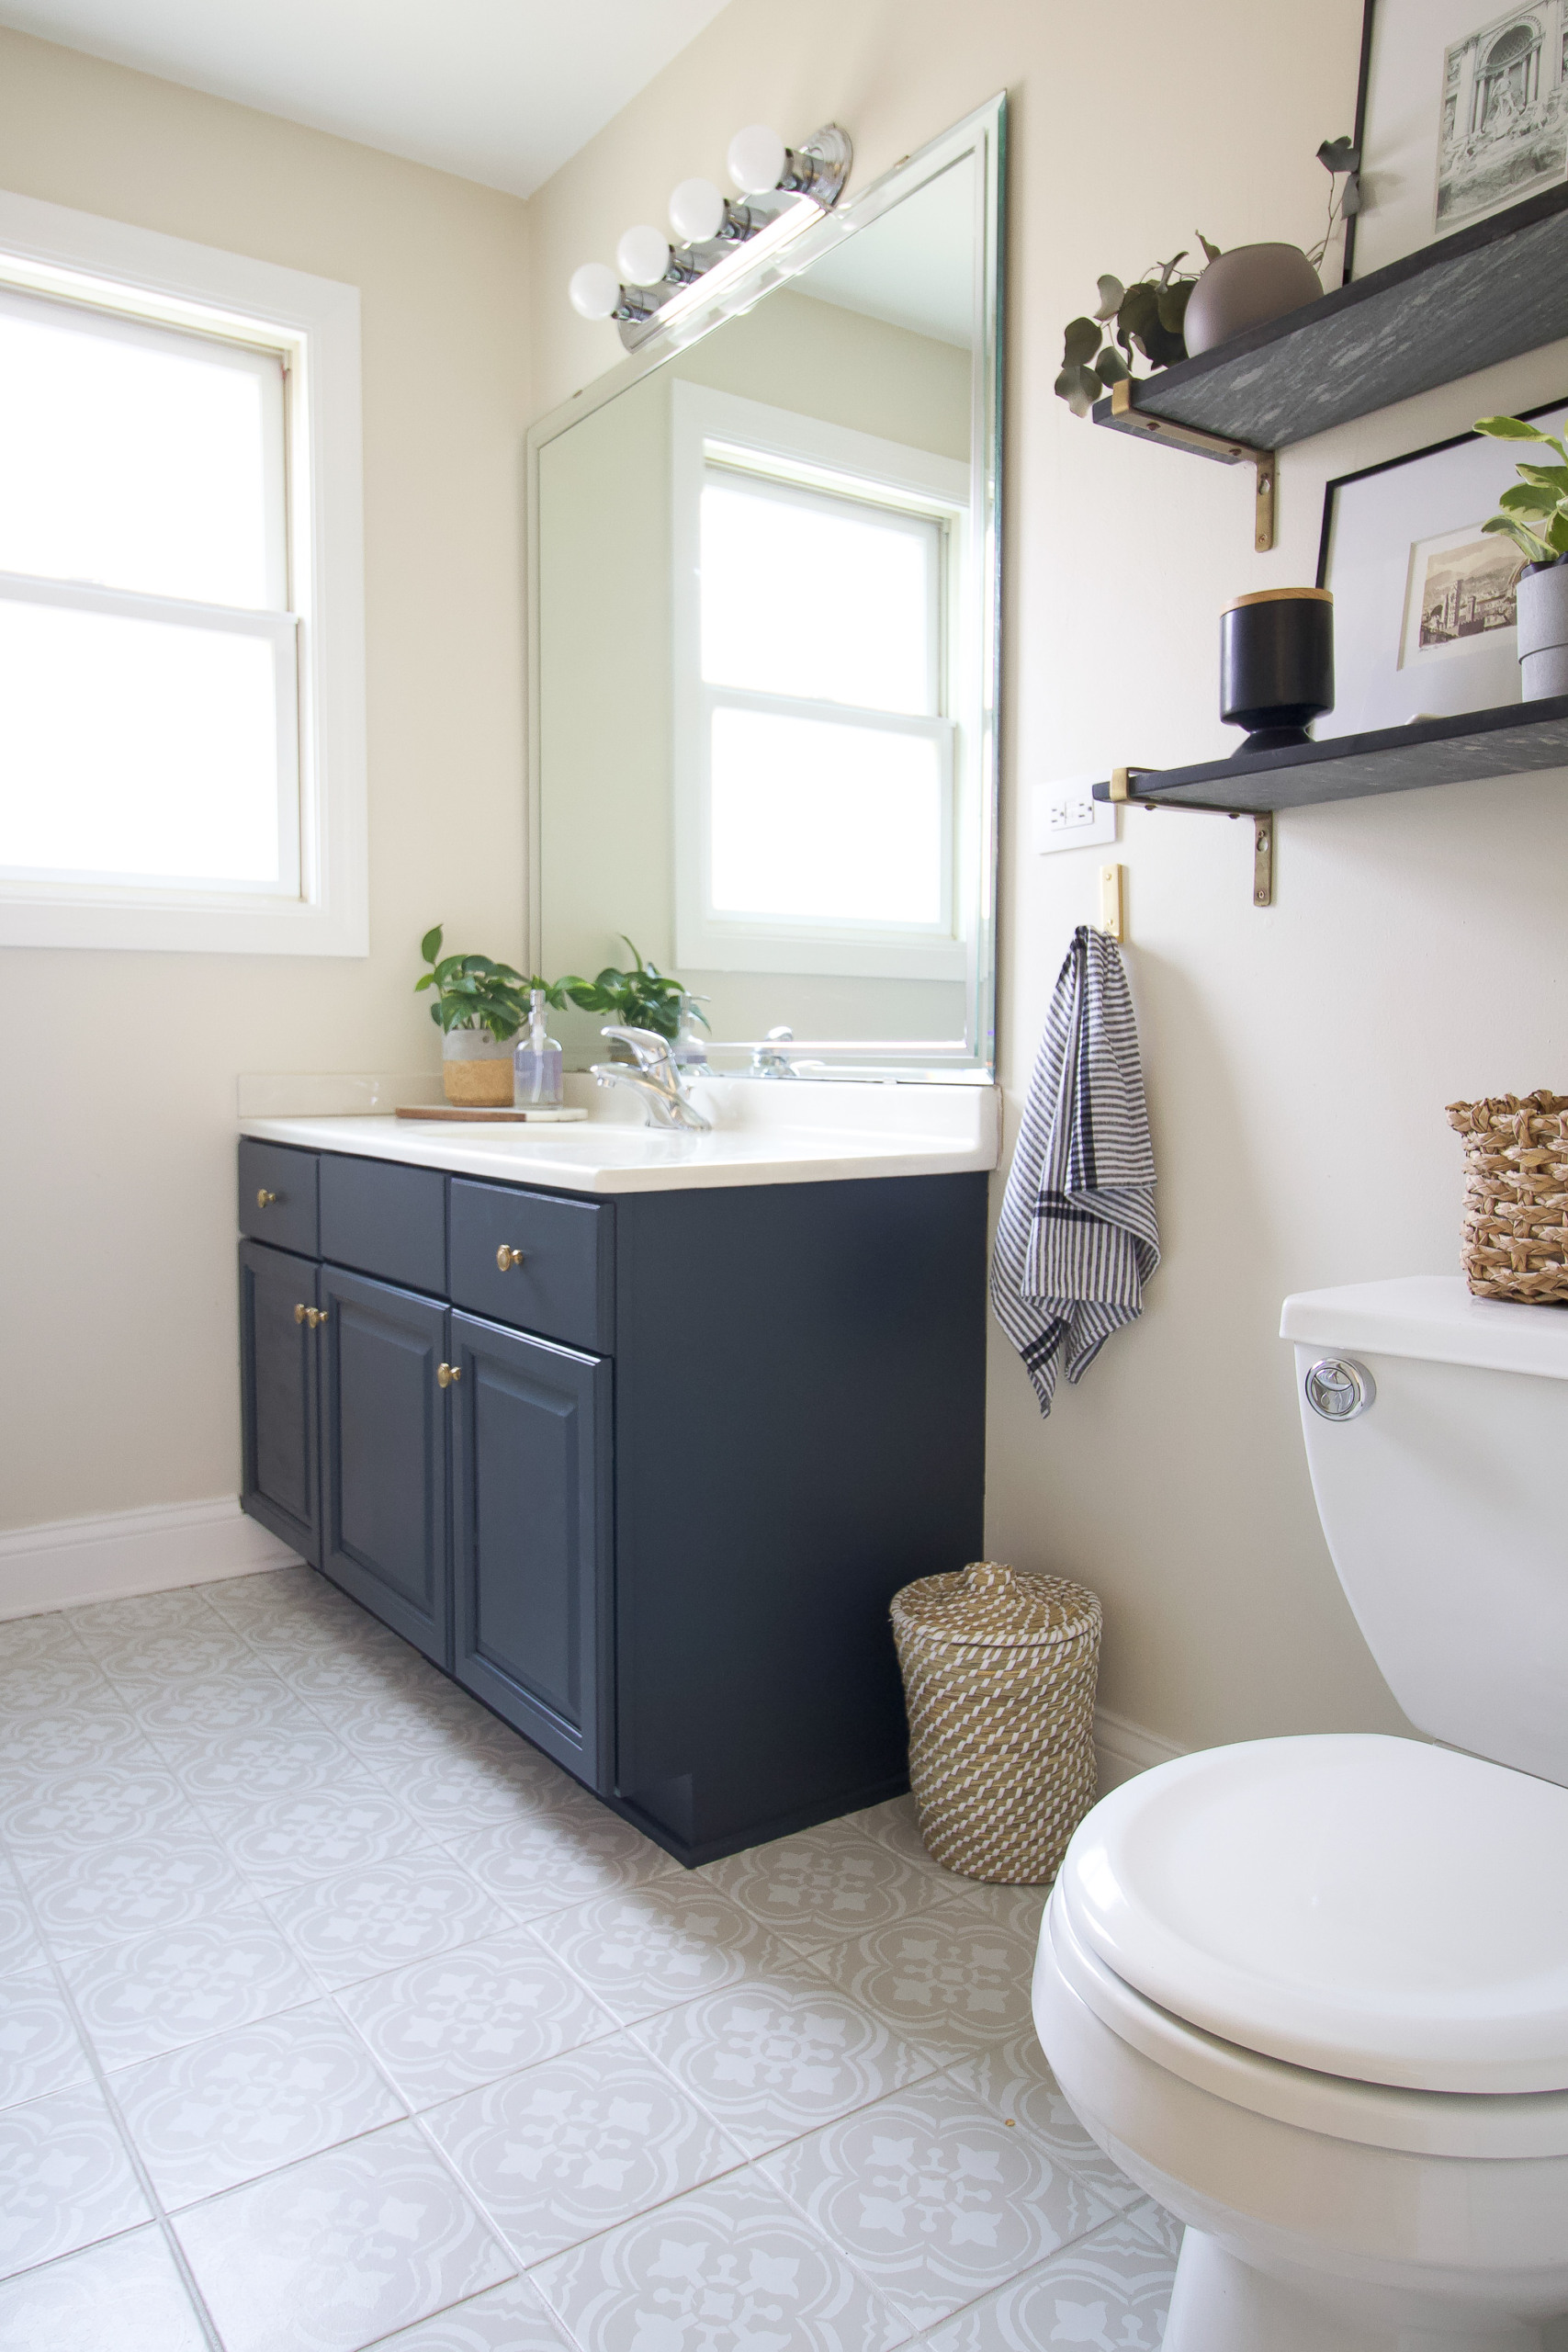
[[591, 1026, 713, 1131], [750, 1027, 796, 1079]]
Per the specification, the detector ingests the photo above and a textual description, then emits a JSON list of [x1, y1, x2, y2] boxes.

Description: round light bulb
[[568, 262, 621, 321], [615, 224, 671, 287], [669, 176, 727, 244], [728, 123, 787, 194]]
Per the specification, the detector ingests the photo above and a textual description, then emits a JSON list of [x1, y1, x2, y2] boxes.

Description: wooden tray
[[394, 1103, 588, 1124]]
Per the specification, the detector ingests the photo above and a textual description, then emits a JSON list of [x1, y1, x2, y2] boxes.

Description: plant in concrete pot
[[416, 925, 531, 1104], [1475, 413, 1568, 701]]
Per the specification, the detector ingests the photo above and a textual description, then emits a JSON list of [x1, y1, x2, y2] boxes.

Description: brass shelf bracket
[[1109, 767, 1275, 909], [1109, 381, 1277, 552]]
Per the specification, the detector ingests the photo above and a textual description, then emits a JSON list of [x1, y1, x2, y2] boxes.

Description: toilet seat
[[1057, 1733, 1568, 2096]]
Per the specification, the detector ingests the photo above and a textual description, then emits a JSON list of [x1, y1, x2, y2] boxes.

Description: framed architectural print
[[1347, 2, 1568, 280], [1316, 397, 1568, 733]]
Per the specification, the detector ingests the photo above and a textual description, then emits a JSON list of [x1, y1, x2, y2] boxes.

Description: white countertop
[[240, 1076, 999, 1195]]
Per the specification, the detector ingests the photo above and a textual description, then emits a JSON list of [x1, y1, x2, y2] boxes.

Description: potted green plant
[[416, 926, 532, 1104], [551, 939, 706, 1057], [1474, 413, 1568, 702]]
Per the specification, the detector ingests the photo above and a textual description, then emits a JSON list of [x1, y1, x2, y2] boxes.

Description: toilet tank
[[1281, 1276, 1568, 1786]]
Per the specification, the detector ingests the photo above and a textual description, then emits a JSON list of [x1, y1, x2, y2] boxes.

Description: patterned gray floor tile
[[632, 1962, 937, 2158], [111, 1997, 406, 2206], [0, 1764, 205, 1854], [802, 1914, 1042, 2065], [0, 2079, 151, 2278], [761, 2075, 1113, 2334], [921, 2210, 1179, 2350], [0, 1652, 114, 1717], [530, 2165, 908, 2352], [0, 1967, 93, 2109], [130, 1675, 312, 1752], [67, 1588, 226, 1643], [392, 1747, 583, 1837], [200, 1567, 351, 1627], [425, 2032, 743, 2265], [265, 1855, 500, 1990], [1124, 2198, 1184, 2257], [365, 2274, 573, 2349], [947, 1882, 1051, 1944], [700, 1820, 965, 1955], [61, 1906, 318, 2068], [172, 1723, 367, 1804], [91, 1628, 259, 1690], [950, 2035, 1144, 2208], [308, 1690, 502, 1761], [0, 1860, 46, 1975], [174, 2119, 512, 2352], [0, 2222, 209, 2350], [530, 1881, 799, 2026], [334, 1929, 615, 2108], [850, 1796, 967, 1891], [18, 1827, 254, 1949], [0, 1707, 156, 1777], [443, 1801, 679, 1919], [0, 1612, 88, 1665], [204, 1786, 437, 1891]]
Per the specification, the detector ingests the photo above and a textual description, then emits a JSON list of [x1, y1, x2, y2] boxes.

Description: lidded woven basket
[[889, 1562, 1101, 1885], [1446, 1091, 1568, 1305]]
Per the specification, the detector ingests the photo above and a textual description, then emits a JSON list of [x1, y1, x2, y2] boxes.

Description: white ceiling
[[0, 0, 734, 197]]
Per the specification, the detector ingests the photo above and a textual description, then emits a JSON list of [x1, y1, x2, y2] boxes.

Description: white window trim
[[671, 380, 969, 981], [0, 189, 367, 956]]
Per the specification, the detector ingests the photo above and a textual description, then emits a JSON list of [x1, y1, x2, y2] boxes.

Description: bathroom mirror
[[527, 95, 1004, 1080]]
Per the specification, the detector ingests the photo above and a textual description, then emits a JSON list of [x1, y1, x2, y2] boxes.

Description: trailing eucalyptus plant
[[1474, 413, 1568, 569]]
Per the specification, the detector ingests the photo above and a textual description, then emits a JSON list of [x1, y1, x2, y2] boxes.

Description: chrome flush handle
[[1304, 1358, 1376, 1422]]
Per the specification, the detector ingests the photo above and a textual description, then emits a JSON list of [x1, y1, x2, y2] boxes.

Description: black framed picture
[[1316, 395, 1567, 732], [1346, 1, 1568, 281]]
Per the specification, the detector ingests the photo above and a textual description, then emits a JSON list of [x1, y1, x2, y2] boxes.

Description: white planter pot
[[441, 1025, 514, 1105], [1183, 243, 1322, 357], [1517, 561, 1568, 701]]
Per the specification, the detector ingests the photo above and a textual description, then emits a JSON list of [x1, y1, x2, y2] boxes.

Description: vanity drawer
[[239, 1140, 319, 1256], [449, 1180, 614, 1352], [320, 1153, 446, 1296]]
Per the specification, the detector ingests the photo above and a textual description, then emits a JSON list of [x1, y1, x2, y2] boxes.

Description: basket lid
[[892, 1562, 1100, 1649]]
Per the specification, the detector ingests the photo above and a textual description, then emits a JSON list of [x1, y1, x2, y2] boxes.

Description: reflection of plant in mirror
[[415, 925, 534, 1039], [1474, 413, 1568, 570], [553, 938, 709, 1042]]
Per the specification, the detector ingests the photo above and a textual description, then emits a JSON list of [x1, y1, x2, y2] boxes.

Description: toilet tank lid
[[1280, 1275, 1568, 1379]]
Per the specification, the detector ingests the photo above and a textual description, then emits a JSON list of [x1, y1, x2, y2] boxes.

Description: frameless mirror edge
[[525, 91, 1006, 1085]]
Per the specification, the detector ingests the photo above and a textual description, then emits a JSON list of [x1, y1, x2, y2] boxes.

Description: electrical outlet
[[1032, 776, 1117, 854]]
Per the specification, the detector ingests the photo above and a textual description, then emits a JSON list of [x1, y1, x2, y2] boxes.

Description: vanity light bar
[[568, 123, 852, 353]]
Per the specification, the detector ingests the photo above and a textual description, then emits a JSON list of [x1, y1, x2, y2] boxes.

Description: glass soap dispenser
[[513, 989, 563, 1110]]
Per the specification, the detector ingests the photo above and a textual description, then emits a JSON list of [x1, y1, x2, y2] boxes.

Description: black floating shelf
[[1091, 696, 1568, 817], [1091, 183, 1568, 455]]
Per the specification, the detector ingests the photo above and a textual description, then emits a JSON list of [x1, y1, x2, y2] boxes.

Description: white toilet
[[1032, 1275, 1568, 2352]]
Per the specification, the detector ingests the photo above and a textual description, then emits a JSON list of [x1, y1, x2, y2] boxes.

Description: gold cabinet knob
[[308, 1306, 328, 1329], [257, 1189, 278, 1208], [437, 1361, 461, 1388], [496, 1245, 525, 1272], [294, 1303, 309, 1324]]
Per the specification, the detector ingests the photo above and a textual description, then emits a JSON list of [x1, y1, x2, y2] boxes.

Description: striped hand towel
[[990, 923, 1160, 1415]]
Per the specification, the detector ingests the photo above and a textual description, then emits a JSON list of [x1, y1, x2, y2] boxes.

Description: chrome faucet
[[750, 1026, 796, 1078], [590, 1025, 712, 1132]]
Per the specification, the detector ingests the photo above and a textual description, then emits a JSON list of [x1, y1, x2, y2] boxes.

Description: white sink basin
[[239, 1076, 998, 1194]]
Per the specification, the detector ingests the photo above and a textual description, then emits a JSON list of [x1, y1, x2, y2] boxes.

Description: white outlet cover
[[1032, 776, 1117, 854]]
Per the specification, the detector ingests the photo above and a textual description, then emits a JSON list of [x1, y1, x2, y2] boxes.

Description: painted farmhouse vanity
[[237, 1098, 995, 1864]]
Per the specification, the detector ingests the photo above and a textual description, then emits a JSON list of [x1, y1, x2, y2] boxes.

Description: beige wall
[[0, 28, 530, 1530], [527, 0, 1568, 1758]]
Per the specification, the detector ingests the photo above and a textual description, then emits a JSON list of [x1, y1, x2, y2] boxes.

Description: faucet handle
[[600, 1024, 674, 1073]]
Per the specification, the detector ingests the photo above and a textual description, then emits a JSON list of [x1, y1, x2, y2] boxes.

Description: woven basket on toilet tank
[[889, 1561, 1102, 1884], [1446, 1091, 1568, 1305]]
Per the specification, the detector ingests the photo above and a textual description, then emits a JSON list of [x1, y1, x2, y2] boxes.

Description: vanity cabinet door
[[239, 1240, 321, 1567], [449, 1312, 611, 1788], [320, 1265, 451, 1668]]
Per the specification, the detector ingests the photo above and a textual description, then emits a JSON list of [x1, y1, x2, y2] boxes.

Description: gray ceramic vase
[[1517, 561, 1568, 701], [1183, 243, 1323, 358]]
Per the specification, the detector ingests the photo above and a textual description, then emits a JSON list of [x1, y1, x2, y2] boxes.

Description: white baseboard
[[1094, 1703, 1188, 1792], [0, 1498, 302, 1621]]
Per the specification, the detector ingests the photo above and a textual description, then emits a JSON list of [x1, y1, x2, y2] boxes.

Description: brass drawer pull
[[257, 1189, 278, 1209], [294, 1303, 309, 1324], [310, 1306, 328, 1329], [496, 1245, 525, 1272], [437, 1361, 461, 1388]]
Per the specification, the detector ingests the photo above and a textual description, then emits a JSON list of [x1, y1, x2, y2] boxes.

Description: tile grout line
[[0, 1823, 226, 2351]]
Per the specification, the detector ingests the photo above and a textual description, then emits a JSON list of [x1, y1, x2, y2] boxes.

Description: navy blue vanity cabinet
[[238, 1239, 321, 1567], [318, 1264, 452, 1669], [449, 1313, 612, 1785]]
